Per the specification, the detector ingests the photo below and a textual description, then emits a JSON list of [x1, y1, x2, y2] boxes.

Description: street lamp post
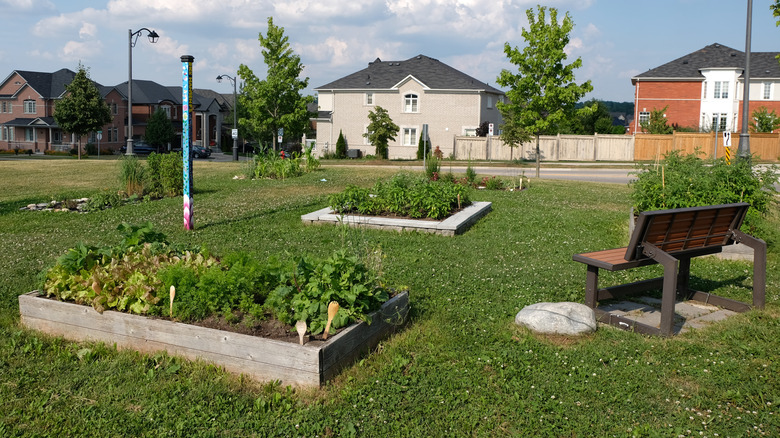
[[126, 27, 159, 155], [217, 74, 238, 161]]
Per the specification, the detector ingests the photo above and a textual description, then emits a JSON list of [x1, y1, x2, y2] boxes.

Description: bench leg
[[643, 243, 678, 336], [585, 265, 599, 309], [677, 257, 691, 299], [732, 230, 767, 309]]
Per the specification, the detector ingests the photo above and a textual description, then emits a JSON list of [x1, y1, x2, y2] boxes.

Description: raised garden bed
[[301, 201, 492, 236], [19, 290, 409, 387]]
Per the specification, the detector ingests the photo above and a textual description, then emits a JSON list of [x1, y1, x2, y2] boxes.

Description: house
[[0, 68, 224, 153], [314, 55, 505, 158], [631, 43, 780, 134]]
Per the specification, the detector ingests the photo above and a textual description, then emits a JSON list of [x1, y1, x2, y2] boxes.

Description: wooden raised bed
[[18, 290, 409, 387]]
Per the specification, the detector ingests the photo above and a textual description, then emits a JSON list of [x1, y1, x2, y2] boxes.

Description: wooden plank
[[19, 290, 410, 387]]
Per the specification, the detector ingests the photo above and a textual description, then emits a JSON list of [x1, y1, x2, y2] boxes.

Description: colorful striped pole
[[181, 55, 194, 230]]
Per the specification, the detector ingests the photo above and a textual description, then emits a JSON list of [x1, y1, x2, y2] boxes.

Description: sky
[[2, 0, 779, 103]]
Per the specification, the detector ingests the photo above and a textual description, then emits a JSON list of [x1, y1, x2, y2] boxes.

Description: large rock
[[515, 302, 596, 335]]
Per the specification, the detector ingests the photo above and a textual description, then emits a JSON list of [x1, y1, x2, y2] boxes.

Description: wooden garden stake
[[296, 320, 307, 345], [323, 301, 339, 340], [169, 285, 176, 317]]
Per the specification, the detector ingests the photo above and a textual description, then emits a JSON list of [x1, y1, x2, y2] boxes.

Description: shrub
[[425, 154, 441, 180], [336, 130, 347, 159], [248, 151, 315, 180], [630, 150, 778, 235], [146, 152, 183, 197], [465, 165, 477, 185]]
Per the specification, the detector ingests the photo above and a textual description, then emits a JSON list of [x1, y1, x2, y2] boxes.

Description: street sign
[[232, 129, 238, 140], [96, 133, 102, 140], [723, 131, 731, 147], [488, 123, 494, 136]]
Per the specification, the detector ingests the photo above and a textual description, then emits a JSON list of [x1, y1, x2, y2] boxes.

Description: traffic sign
[[723, 131, 731, 147]]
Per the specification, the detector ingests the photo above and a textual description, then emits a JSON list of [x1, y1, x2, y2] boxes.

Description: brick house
[[1, 68, 223, 153], [314, 55, 504, 159], [631, 43, 780, 134]]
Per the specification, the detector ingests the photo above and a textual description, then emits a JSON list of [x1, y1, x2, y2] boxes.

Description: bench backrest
[[625, 203, 750, 261]]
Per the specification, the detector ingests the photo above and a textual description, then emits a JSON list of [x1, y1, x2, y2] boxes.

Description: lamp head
[[216, 75, 223, 83], [148, 30, 159, 44]]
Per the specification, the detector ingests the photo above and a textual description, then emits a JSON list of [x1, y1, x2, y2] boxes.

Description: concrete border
[[301, 201, 492, 236]]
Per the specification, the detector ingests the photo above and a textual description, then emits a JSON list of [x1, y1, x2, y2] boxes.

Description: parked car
[[192, 145, 211, 159], [118, 142, 158, 155]]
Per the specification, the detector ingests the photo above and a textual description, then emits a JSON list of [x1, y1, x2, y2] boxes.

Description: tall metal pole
[[232, 80, 238, 161], [127, 29, 134, 155], [182, 55, 195, 230], [738, 0, 753, 162]]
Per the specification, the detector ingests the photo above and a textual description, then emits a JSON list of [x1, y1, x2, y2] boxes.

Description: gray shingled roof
[[14, 69, 80, 98], [633, 43, 780, 82], [315, 55, 503, 94]]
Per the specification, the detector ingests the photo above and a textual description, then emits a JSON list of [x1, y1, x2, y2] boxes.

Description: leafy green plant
[[482, 176, 505, 190], [336, 130, 347, 159], [84, 190, 122, 212], [265, 250, 389, 335], [425, 154, 440, 180], [465, 164, 477, 185], [630, 150, 778, 235], [145, 152, 183, 197], [329, 173, 471, 220]]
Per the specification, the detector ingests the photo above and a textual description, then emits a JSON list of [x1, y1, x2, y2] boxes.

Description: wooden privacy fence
[[451, 132, 780, 162]]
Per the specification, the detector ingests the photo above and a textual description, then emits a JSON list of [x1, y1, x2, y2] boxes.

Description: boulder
[[515, 302, 596, 335]]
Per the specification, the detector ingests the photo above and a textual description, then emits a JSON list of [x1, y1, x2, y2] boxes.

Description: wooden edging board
[[18, 290, 409, 387]]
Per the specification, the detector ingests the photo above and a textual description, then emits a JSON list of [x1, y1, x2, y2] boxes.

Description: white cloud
[[0, 0, 55, 13], [61, 40, 103, 62], [79, 22, 97, 39]]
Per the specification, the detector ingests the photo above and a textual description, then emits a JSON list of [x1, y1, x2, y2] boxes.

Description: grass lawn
[[0, 159, 778, 437]]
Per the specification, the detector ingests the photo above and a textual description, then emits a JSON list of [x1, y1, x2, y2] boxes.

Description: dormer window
[[404, 93, 418, 113]]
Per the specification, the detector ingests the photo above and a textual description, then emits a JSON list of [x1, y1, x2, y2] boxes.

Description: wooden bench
[[572, 203, 766, 336]]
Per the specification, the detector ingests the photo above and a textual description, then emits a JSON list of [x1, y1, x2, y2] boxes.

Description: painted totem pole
[[181, 55, 194, 230]]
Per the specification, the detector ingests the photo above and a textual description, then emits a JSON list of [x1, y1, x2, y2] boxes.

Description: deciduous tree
[[496, 6, 592, 174], [238, 17, 313, 151], [363, 106, 398, 159], [640, 106, 673, 134], [53, 64, 112, 159], [749, 106, 780, 133]]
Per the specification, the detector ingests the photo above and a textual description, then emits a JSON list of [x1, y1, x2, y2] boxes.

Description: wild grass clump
[[118, 155, 145, 196], [246, 148, 319, 180]]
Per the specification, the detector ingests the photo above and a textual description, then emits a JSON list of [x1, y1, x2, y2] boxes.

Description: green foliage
[[248, 151, 310, 179], [52, 63, 112, 150], [144, 108, 175, 148], [424, 154, 441, 180], [363, 106, 399, 159], [237, 17, 314, 150], [497, 6, 592, 140], [482, 176, 505, 190], [265, 250, 389, 335], [336, 130, 347, 159], [118, 155, 145, 196], [465, 165, 477, 185], [417, 132, 426, 159], [84, 190, 122, 212], [145, 152, 183, 198], [749, 106, 780, 133], [329, 173, 471, 219], [640, 106, 673, 134], [630, 150, 779, 235], [569, 99, 624, 134], [303, 145, 320, 173]]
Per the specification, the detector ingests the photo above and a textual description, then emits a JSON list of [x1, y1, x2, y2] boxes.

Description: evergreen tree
[[144, 108, 175, 152], [336, 130, 347, 159]]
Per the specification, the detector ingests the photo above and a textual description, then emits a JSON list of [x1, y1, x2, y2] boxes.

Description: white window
[[487, 96, 493, 109], [713, 81, 728, 99], [113, 127, 118, 142], [23, 100, 36, 114], [25, 128, 35, 141], [639, 111, 650, 125], [702, 82, 707, 99], [404, 94, 418, 113], [1, 102, 5, 113], [1, 126, 6, 140], [711, 113, 727, 131], [763, 82, 771, 100], [402, 127, 417, 146], [366, 93, 374, 105], [161, 105, 171, 118]]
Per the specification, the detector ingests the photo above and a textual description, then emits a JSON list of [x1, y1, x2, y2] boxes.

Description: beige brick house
[[314, 55, 504, 159]]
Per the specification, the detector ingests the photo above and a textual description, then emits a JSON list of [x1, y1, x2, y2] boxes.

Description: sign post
[[181, 55, 194, 230], [723, 131, 732, 165]]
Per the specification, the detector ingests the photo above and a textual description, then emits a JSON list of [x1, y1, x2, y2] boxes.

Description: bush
[[336, 130, 347, 159], [247, 151, 318, 180], [630, 150, 778, 235], [425, 154, 441, 180]]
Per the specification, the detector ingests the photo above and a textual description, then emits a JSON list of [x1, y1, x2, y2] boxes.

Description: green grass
[[0, 159, 778, 437]]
